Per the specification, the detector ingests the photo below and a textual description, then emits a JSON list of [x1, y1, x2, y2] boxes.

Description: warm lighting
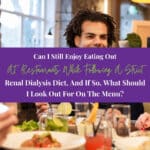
[[132, 0, 150, 3]]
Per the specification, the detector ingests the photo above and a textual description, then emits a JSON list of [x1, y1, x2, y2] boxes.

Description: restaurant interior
[[0, 0, 150, 48], [0, 0, 150, 149], [0, 0, 150, 122]]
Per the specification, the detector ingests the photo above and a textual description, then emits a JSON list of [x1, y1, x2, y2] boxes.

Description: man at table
[[36, 9, 144, 120]]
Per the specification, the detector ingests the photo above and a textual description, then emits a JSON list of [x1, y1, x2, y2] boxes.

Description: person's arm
[[0, 107, 18, 146], [4, 103, 17, 114], [105, 108, 121, 120]]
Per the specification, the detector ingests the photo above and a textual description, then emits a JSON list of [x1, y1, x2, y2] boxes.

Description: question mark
[[120, 90, 124, 97]]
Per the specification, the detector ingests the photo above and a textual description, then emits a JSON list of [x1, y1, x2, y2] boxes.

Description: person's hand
[[35, 102, 49, 119], [105, 108, 121, 120], [0, 107, 18, 146], [135, 112, 150, 130]]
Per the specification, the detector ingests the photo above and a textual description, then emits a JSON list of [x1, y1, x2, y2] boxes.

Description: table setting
[[1, 103, 150, 150], [111, 105, 150, 150]]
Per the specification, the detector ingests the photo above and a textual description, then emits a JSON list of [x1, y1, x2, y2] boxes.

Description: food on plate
[[135, 112, 150, 130], [57, 102, 72, 115], [21, 132, 61, 148], [18, 120, 39, 131], [45, 117, 68, 132], [18, 117, 68, 132]]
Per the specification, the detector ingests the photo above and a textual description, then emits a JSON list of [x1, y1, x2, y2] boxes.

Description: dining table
[[0, 114, 148, 150]]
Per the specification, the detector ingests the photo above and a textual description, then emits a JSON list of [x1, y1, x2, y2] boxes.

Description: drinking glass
[[38, 108, 53, 130], [85, 115, 112, 150], [38, 104, 58, 130], [75, 102, 89, 124], [111, 104, 131, 137]]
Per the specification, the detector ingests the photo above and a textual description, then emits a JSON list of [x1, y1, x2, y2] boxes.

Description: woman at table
[[0, 103, 18, 146]]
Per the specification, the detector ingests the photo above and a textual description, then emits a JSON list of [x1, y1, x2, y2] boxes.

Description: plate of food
[[2, 131, 86, 150]]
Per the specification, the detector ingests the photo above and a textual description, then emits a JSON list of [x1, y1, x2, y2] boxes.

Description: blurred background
[[0, 0, 150, 48]]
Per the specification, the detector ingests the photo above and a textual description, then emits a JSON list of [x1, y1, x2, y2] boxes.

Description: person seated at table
[[35, 9, 144, 121], [0, 103, 18, 146], [35, 8, 116, 118]]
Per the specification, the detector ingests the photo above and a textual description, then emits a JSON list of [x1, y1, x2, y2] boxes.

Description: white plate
[[2, 131, 86, 150], [131, 130, 150, 137], [114, 136, 150, 150]]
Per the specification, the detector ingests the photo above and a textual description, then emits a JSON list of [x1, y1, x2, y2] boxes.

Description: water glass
[[112, 104, 131, 137], [38, 109, 53, 130], [75, 102, 89, 124], [75, 102, 89, 117]]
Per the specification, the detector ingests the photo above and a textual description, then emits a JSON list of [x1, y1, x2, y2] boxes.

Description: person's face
[[74, 21, 108, 48]]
